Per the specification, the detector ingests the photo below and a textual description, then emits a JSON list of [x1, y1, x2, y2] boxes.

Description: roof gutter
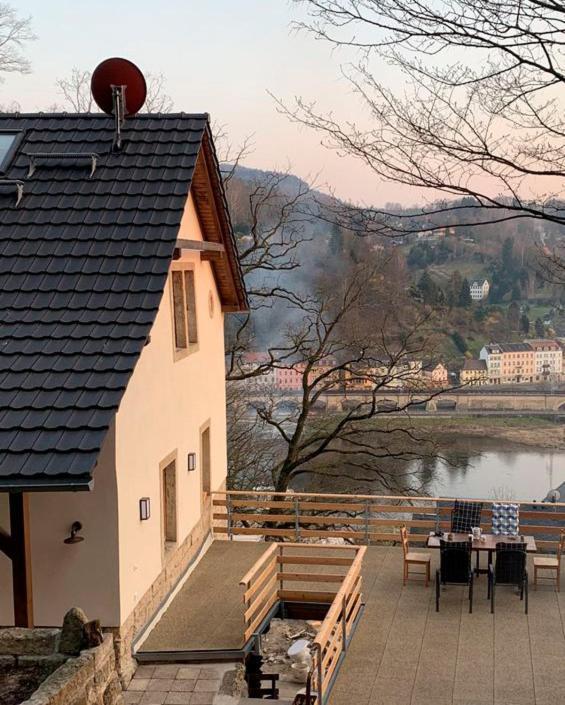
[[0, 477, 93, 492]]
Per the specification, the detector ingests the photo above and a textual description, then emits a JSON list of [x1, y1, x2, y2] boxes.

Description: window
[[161, 459, 177, 547], [0, 132, 21, 171], [171, 268, 198, 353]]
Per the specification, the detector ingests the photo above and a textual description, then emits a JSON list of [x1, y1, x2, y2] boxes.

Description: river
[[291, 434, 565, 501], [409, 446, 565, 502]]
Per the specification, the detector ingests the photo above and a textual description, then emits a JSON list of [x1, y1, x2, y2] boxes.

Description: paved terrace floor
[[137, 541, 565, 705], [330, 546, 565, 705]]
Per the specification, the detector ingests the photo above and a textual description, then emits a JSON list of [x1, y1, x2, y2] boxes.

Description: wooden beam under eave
[[222, 303, 245, 313], [200, 250, 224, 262], [10, 493, 33, 627], [176, 239, 225, 253]]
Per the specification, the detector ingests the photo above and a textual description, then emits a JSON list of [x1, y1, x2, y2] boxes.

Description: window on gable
[[171, 268, 198, 353], [0, 132, 22, 171]]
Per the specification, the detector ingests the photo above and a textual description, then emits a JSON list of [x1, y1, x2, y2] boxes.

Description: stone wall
[[0, 629, 123, 705], [21, 634, 122, 705], [112, 502, 214, 685]]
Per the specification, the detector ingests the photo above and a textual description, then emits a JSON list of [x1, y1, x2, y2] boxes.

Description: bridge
[[263, 385, 565, 415]]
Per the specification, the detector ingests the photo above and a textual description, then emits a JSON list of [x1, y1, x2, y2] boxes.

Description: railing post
[[364, 501, 370, 546], [310, 641, 323, 705], [294, 496, 300, 541], [226, 493, 233, 541], [341, 595, 347, 652]]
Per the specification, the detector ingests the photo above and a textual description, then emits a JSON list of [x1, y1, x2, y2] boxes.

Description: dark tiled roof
[[486, 342, 532, 354], [0, 113, 215, 490], [462, 359, 487, 371]]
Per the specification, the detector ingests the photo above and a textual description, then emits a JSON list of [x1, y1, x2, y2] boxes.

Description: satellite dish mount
[[111, 84, 127, 151], [91, 58, 147, 152]]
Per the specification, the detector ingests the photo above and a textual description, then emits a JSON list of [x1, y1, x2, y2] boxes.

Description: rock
[[59, 607, 88, 655], [83, 620, 104, 649]]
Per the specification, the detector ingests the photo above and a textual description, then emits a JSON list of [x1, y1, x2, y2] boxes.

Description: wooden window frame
[[170, 262, 199, 361], [199, 421, 212, 513], [159, 451, 178, 560]]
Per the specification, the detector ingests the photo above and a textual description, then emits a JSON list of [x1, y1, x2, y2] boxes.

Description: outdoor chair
[[450, 499, 483, 534], [488, 541, 528, 614], [400, 525, 431, 587], [533, 529, 565, 592], [436, 538, 473, 613]]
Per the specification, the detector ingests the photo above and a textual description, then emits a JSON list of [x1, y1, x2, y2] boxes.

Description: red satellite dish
[[91, 57, 147, 116]]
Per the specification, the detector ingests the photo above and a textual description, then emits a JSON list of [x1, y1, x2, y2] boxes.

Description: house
[[0, 113, 247, 680], [426, 362, 448, 387], [480, 342, 534, 384], [469, 279, 489, 301], [460, 358, 488, 386], [528, 338, 563, 382]]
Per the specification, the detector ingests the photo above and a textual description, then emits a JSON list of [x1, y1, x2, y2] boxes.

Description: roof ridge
[[0, 112, 210, 119]]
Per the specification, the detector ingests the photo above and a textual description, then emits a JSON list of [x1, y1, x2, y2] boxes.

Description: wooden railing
[[239, 543, 279, 643], [214, 490, 565, 551], [239, 543, 366, 704], [309, 545, 365, 705]]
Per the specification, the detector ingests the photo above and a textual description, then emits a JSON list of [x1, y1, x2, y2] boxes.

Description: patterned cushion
[[491, 503, 519, 536], [451, 500, 483, 533]]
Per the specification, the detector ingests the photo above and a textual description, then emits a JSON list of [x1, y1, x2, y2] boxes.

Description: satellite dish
[[91, 57, 147, 116]]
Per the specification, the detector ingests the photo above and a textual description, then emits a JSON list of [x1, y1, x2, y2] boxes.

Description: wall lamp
[[139, 497, 151, 521], [187, 452, 197, 472], [64, 521, 84, 545]]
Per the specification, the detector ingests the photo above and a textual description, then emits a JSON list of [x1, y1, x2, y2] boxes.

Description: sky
[[0, 0, 408, 205]]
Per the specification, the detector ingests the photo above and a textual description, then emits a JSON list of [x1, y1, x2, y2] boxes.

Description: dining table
[[426, 531, 537, 575]]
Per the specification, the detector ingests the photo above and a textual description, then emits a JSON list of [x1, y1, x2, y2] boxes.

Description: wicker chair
[[533, 529, 565, 592], [436, 538, 473, 613], [488, 541, 528, 614], [400, 525, 431, 586]]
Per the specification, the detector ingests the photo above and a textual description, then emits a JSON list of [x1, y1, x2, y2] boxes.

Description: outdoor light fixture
[[187, 452, 196, 472], [64, 521, 84, 545], [139, 497, 151, 521]]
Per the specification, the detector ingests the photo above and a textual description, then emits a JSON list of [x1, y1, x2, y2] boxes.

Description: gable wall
[[114, 192, 228, 625]]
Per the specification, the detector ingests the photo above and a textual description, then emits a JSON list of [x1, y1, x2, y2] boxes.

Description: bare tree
[[144, 72, 174, 113], [56, 68, 93, 112], [0, 3, 34, 78], [55, 67, 173, 113], [230, 260, 444, 494], [224, 167, 315, 382], [285, 0, 565, 274]]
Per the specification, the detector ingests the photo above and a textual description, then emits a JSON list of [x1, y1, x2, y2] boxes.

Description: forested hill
[[223, 164, 565, 356]]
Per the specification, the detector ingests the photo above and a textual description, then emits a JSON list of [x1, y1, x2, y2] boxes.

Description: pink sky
[[1, 0, 428, 206]]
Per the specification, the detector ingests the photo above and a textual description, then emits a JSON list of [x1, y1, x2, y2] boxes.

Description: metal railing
[[214, 490, 565, 552]]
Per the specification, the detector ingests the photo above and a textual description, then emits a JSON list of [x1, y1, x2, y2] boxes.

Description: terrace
[[131, 491, 565, 705]]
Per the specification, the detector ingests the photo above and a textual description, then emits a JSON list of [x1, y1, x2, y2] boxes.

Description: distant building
[[424, 362, 449, 388], [275, 365, 304, 391], [480, 342, 534, 384], [470, 279, 490, 301], [528, 339, 563, 382], [460, 359, 488, 386]]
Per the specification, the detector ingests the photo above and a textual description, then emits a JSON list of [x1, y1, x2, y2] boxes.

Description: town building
[[480, 342, 535, 384], [469, 279, 490, 301], [426, 362, 449, 387], [0, 113, 247, 679], [460, 358, 488, 386], [528, 339, 563, 382], [274, 365, 304, 391]]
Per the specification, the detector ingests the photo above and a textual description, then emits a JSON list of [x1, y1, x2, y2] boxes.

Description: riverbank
[[406, 416, 565, 451]]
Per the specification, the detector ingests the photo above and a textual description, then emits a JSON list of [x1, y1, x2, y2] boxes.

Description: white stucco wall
[[0, 426, 120, 627], [114, 193, 228, 623]]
